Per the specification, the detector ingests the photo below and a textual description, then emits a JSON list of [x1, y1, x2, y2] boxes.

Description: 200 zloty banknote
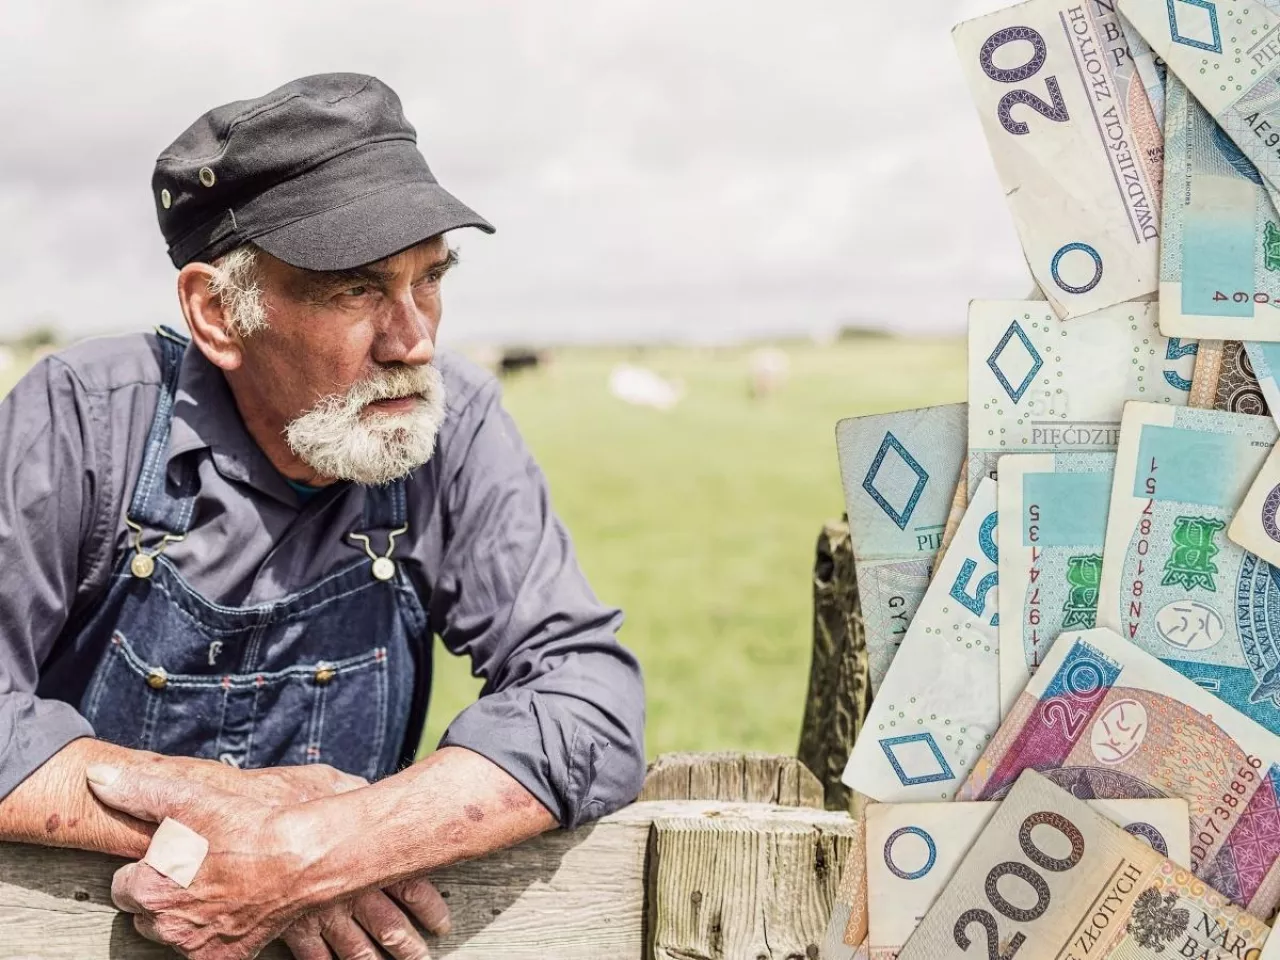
[[905, 769, 1271, 959], [967, 301, 1194, 497], [961, 627, 1280, 920], [835, 404, 968, 692], [842, 479, 1001, 803], [864, 796, 1189, 960], [997, 452, 1115, 716], [1097, 401, 1280, 731], [953, 0, 1163, 320]]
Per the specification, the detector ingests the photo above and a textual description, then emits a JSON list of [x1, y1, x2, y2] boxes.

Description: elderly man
[[0, 73, 646, 959]]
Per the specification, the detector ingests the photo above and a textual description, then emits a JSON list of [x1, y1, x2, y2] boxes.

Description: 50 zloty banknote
[[953, 0, 1163, 319], [864, 796, 1189, 960], [842, 479, 1001, 803], [967, 301, 1193, 497], [903, 770, 1271, 959], [997, 452, 1115, 715], [835, 405, 968, 692], [1097, 401, 1280, 730], [961, 627, 1280, 919]]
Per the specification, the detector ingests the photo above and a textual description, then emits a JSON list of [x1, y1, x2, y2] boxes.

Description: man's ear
[[176, 263, 243, 371]]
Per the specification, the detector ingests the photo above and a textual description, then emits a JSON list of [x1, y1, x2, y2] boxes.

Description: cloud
[[0, 0, 1029, 343]]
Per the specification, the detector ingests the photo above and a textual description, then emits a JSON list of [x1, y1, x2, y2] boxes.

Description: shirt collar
[[166, 344, 299, 506]]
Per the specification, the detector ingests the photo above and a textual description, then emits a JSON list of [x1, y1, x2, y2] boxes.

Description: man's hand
[[240, 765, 451, 960], [87, 763, 450, 960]]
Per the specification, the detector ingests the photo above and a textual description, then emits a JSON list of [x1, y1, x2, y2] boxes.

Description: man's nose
[[374, 295, 435, 366]]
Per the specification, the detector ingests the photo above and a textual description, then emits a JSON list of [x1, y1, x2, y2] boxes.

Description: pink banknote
[[959, 627, 1280, 920]]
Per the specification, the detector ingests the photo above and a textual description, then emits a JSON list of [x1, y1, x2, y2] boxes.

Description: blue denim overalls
[[68, 328, 427, 781]]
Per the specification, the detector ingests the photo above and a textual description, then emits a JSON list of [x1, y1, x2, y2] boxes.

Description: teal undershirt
[[286, 478, 324, 504]]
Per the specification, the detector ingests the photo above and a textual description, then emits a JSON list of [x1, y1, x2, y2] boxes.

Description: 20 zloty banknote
[[903, 769, 1271, 959], [967, 300, 1194, 497], [842, 479, 1001, 803], [953, 0, 1163, 319], [961, 627, 1280, 919], [1161, 73, 1280, 340], [835, 404, 969, 692], [1097, 401, 1280, 731], [864, 797, 1189, 960], [997, 452, 1115, 716]]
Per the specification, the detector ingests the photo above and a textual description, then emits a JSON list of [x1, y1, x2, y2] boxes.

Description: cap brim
[[251, 179, 495, 271]]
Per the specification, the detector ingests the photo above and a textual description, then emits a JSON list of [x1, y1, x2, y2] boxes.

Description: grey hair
[[208, 244, 268, 337]]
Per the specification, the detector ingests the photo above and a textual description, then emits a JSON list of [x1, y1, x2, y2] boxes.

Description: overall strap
[[127, 326, 200, 535], [361, 479, 408, 530]]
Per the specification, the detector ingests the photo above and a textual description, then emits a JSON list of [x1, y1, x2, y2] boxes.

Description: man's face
[[228, 235, 456, 485]]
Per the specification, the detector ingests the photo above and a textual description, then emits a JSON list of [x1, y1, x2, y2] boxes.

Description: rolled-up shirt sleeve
[[432, 380, 646, 829], [0, 357, 100, 800]]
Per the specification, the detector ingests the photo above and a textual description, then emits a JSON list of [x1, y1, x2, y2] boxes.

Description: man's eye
[[339, 285, 369, 298]]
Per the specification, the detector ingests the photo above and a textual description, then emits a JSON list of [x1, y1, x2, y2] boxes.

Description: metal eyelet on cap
[[199, 166, 216, 187], [160, 188, 171, 209]]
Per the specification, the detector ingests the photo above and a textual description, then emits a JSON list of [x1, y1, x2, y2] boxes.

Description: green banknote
[[1097, 400, 1280, 732]]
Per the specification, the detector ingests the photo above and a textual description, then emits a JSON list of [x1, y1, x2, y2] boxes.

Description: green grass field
[[421, 337, 967, 757], [0, 336, 968, 761]]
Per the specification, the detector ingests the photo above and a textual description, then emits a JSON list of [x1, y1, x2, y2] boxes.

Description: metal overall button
[[347, 524, 408, 582], [314, 663, 336, 685], [146, 667, 168, 690], [125, 517, 186, 580]]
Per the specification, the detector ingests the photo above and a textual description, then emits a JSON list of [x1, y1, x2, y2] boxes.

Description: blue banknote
[[1098, 401, 1280, 732], [835, 404, 968, 692]]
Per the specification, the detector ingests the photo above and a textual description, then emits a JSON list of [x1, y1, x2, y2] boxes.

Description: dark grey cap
[[152, 73, 494, 270]]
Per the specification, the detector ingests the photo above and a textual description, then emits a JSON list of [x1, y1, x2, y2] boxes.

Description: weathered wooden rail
[[0, 523, 873, 960]]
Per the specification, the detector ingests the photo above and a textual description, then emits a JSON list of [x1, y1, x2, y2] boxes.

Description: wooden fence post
[[796, 520, 871, 815]]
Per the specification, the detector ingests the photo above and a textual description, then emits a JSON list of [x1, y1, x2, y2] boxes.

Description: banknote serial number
[[1211, 291, 1276, 306], [953, 811, 1084, 959], [1026, 505, 1045, 669], [1126, 466, 1157, 639], [1243, 112, 1280, 164], [1191, 755, 1263, 869]]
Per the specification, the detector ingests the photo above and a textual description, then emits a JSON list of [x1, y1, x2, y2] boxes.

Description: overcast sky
[[0, 1, 1028, 345]]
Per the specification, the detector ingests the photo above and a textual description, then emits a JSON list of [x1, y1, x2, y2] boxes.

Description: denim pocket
[[82, 630, 391, 780]]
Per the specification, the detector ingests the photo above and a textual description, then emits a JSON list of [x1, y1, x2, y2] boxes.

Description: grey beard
[[284, 364, 447, 485]]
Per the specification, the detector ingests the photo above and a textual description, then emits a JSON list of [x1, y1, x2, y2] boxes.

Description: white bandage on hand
[[142, 817, 209, 888]]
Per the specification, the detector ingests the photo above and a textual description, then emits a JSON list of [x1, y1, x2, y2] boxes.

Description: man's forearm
[[288, 746, 558, 909], [0, 737, 248, 858]]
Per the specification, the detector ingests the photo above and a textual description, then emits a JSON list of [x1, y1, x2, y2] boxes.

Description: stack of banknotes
[[823, 0, 1280, 956]]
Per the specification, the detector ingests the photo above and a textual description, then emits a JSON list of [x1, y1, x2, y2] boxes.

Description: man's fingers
[[389, 877, 452, 937], [282, 916, 335, 960], [352, 889, 432, 960], [321, 912, 386, 960]]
